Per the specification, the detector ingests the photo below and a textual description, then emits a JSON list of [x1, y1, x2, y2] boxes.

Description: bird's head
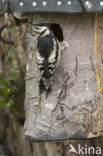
[[31, 23, 51, 37]]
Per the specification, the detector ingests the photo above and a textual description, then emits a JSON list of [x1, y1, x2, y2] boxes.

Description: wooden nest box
[[1, 0, 103, 142]]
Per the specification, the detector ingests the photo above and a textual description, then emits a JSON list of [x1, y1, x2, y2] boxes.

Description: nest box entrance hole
[[50, 23, 64, 42]]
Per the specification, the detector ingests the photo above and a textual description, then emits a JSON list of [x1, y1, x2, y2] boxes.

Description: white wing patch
[[36, 49, 44, 65]]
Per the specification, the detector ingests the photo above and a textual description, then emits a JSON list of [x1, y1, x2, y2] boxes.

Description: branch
[[0, 22, 14, 45]]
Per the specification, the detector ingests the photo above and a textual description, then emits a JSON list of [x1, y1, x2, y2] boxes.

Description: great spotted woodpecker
[[32, 23, 60, 95]]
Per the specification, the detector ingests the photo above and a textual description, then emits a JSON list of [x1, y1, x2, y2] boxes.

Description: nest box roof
[[0, 0, 103, 13]]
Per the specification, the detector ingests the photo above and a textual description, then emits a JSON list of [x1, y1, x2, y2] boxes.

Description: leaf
[[7, 27, 13, 34], [10, 67, 18, 82], [8, 48, 13, 59], [0, 87, 9, 99], [0, 76, 8, 87], [4, 27, 14, 38], [7, 101, 15, 107], [0, 101, 7, 106], [0, 101, 15, 107], [10, 67, 18, 77], [7, 43, 16, 60]]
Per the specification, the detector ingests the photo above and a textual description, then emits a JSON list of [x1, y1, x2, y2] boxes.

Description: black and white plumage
[[33, 23, 60, 95]]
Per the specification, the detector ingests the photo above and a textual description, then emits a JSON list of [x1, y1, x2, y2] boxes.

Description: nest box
[[1, 0, 103, 142]]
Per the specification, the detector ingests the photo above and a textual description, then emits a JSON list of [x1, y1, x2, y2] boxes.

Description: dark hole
[[50, 23, 64, 42]]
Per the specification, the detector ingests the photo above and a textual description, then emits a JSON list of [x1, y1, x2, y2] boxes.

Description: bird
[[32, 23, 60, 96]]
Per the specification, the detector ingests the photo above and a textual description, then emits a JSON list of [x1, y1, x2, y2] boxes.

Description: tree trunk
[[25, 13, 103, 141]]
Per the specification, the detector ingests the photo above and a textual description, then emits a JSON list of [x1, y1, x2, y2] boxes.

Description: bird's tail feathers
[[39, 77, 52, 97]]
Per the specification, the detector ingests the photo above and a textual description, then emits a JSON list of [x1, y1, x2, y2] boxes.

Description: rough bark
[[25, 13, 103, 141]]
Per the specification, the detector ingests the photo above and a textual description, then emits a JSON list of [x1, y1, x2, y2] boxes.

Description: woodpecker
[[33, 23, 60, 95]]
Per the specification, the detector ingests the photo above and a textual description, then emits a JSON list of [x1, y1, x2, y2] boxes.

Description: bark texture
[[25, 13, 103, 141]]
